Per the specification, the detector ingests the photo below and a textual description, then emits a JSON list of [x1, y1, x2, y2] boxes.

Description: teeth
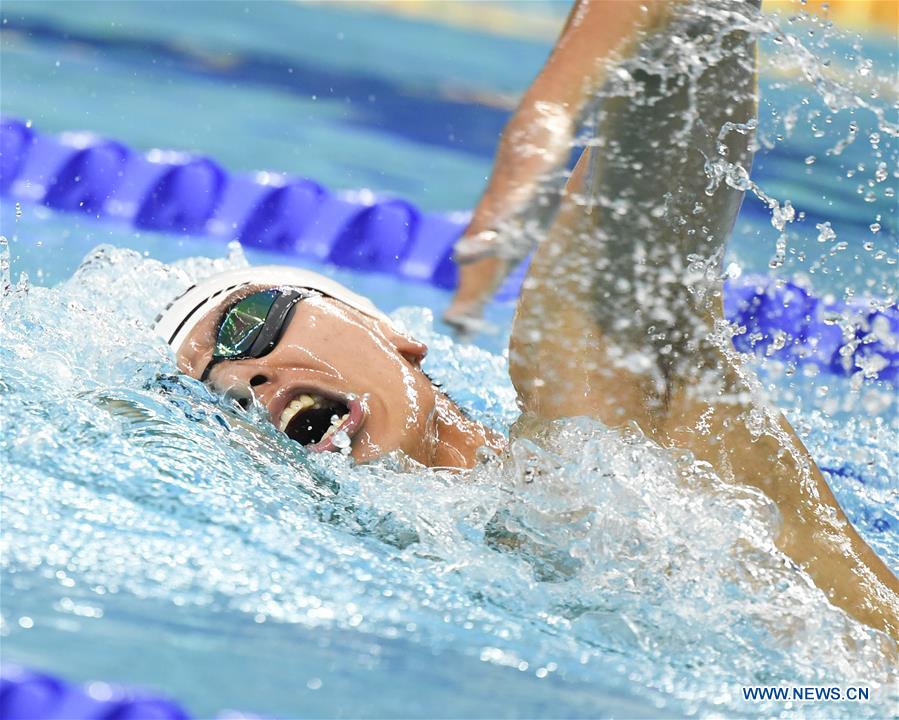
[[278, 393, 317, 431], [277, 393, 351, 445], [320, 412, 350, 443]]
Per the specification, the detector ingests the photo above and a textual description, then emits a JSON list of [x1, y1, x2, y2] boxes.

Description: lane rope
[[1, 117, 895, 384]]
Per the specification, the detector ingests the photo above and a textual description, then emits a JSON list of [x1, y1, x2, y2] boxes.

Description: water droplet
[[332, 430, 351, 450], [0, 236, 9, 295], [815, 221, 836, 243], [770, 200, 795, 231]]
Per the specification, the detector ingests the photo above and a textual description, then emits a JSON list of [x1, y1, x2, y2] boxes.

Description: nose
[[207, 363, 272, 410]]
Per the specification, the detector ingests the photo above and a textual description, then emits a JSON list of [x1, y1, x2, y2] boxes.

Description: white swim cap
[[153, 264, 392, 351]]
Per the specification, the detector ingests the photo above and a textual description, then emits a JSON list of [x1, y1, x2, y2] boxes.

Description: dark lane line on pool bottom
[[0, 14, 515, 160]]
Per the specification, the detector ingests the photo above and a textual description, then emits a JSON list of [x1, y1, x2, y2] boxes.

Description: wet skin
[[447, 0, 899, 640], [170, 0, 898, 644], [175, 285, 503, 468]]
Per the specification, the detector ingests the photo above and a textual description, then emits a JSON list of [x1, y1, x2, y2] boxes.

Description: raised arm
[[508, 1, 899, 639], [445, 0, 674, 333]]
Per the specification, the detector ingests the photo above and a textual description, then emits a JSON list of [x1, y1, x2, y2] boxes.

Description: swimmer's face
[[175, 286, 443, 464]]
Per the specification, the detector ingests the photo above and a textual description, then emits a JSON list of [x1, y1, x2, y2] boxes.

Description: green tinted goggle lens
[[201, 288, 309, 382], [214, 289, 280, 359]]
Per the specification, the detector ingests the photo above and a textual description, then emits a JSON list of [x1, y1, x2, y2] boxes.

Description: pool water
[[2, 243, 896, 718], [1, 2, 897, 718]]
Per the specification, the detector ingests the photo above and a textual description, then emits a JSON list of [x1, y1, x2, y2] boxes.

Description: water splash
[[1, 247, 896, 718], [1, 2, 897, 717], [0, 236, 10, 296]]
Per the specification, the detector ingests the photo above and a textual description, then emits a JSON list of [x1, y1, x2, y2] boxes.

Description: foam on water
[[1, 244, 896, 718]]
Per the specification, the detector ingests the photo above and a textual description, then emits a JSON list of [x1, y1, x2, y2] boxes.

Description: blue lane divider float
[[0, 665, 183, 720], [0, 116, 475, 293], [0, 117, 896, 384], [0, 665, 264, 720]]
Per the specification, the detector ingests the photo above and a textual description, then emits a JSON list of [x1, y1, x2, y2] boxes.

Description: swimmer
[[155, 265, 505, 467], [155, 0, 899, 640]]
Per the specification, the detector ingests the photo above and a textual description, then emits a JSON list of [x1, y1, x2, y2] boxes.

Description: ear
[[387, 328, 428, 366]]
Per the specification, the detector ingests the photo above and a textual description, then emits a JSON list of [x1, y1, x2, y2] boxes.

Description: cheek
[[407, 373, 438, 428], [351, 372, 436, 462], [378, 368, 435, 436], [176, 338, 211, 379]]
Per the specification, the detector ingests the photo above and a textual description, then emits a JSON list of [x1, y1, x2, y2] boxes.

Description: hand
[[443, 253, 507, 338]]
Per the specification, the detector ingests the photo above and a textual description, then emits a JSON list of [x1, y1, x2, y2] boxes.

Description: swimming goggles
[[201, 287, 312, 380]]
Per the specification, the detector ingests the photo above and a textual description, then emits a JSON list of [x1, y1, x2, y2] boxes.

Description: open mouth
[[278, 392, 363, 452]]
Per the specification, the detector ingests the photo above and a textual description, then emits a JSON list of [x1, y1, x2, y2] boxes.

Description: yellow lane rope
[[315, 1, 896, 41]]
